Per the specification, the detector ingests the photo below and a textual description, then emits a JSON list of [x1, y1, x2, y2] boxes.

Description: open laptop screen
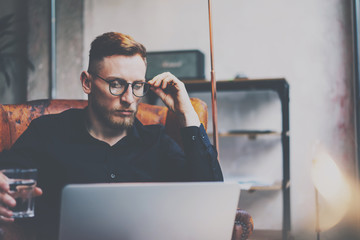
[[59, 182, 240, 240]]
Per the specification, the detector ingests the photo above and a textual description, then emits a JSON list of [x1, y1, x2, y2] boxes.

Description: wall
[[0, 0, 28, 104], [56, 0, 84, 99], [26, 0, 51, 101], [0, 0, 84, 103], [26, 0, 84, 101]]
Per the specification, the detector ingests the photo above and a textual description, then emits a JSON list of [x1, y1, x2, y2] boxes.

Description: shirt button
[[110, 173, 116, 179], [192, 136, 196, 140]]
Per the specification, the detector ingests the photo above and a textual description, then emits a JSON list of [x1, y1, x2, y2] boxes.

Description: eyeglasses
[[91, 73, 150, 97]]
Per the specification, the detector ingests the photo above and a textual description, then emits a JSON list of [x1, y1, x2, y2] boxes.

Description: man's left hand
[[148, 72, 200, 127]]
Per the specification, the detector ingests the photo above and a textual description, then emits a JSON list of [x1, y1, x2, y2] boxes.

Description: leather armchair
[[0, 98, 253, 240]]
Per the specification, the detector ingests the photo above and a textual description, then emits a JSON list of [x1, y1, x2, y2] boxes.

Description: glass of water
[[1, 169, 38, 218]]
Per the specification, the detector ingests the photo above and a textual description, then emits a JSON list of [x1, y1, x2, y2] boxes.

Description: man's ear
[[80, 71, 92, 94]]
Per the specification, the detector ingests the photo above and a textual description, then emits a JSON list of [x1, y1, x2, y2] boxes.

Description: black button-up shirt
[[0, 108, 223, 239]]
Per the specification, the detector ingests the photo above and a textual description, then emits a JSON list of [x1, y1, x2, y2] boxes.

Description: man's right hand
[[0, 172, 43, 222]]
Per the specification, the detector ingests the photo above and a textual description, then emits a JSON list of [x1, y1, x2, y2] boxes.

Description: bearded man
[[0, 32, 223, 239]]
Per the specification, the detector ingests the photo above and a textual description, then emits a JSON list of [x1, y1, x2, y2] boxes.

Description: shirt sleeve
[[180, 124, 223, 181]]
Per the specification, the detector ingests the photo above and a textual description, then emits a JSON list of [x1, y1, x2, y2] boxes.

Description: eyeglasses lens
[[110, 81, 149, 97]]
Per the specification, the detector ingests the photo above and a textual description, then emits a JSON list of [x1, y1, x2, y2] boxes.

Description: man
[[0, 32, 223, 239]]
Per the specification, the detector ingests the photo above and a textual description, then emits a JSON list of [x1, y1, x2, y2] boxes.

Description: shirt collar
[[126, 118, 143, 143]]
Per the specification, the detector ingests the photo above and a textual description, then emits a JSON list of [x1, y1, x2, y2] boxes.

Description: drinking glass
[[1, 168, 38, 218]]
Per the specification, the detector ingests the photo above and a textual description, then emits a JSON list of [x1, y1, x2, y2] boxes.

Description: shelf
[[208, 130, 282, 138], [243, 182, 282, 191], [182, 78, 289, 98], [182, 78, 291, 239], [226, 179, 282, 191]]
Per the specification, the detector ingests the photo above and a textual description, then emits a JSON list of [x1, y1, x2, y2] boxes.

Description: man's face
[[88, 54, 147, 130]]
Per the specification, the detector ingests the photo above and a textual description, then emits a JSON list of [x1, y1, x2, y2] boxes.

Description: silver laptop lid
[[59, 182, 240, 240]]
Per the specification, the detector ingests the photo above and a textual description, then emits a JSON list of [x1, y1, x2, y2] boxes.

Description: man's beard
[[91, 100, 138, 130]]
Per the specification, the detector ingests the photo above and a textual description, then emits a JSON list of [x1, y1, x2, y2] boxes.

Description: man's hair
[[88, 32, 147, 73]]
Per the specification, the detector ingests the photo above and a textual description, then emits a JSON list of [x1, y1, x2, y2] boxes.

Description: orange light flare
[[311, 144, 359, 232]]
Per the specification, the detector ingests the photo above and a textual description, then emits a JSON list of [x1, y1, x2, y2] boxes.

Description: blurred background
[[0, 0, 359, 239]]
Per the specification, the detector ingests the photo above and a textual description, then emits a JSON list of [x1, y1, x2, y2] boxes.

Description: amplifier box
[[146, 50, 205, 80]]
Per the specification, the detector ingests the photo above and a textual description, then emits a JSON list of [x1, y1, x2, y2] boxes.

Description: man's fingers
[[0, 206, 13, 218], [0, 173, 10, 192], [0, 194, 14, 223], [0, 215, 14, 223], [150, 78, 163, 88], [149, 73, 181, 92], [0, 192, 16, 208], [33, 187, 43, 197], [161, 75, 175, 89], [149, 72, 175, 88], [150, 86, 166, 99], [0, 181, 9, 192]]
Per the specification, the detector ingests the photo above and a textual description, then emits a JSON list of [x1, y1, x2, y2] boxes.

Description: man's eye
[[133, 83, 144, 90], [111, 81, 124, 88]]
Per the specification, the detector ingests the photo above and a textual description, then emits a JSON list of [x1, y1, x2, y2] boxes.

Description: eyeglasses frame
[[90, 72, 150, 97]]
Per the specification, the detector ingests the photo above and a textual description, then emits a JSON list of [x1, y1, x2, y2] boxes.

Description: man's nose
[[120, 84, 134, 104]]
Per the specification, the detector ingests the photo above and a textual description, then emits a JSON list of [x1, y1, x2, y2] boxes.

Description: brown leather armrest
[[231, 209, 254, 240]]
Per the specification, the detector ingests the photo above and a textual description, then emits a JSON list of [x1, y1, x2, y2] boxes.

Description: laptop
[[59, 182, 240, 240]]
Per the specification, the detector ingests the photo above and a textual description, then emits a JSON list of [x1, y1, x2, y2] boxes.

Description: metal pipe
[[315, 188, 320, 240], [208, 0, 220, 157], [352, 0, 360, 234], [50, 0, 56, 99]]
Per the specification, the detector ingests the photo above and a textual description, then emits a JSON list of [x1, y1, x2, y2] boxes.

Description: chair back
[[0, 98, 208, 151]]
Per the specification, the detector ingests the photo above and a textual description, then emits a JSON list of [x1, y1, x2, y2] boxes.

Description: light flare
[[311, 147, 352, 231]]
